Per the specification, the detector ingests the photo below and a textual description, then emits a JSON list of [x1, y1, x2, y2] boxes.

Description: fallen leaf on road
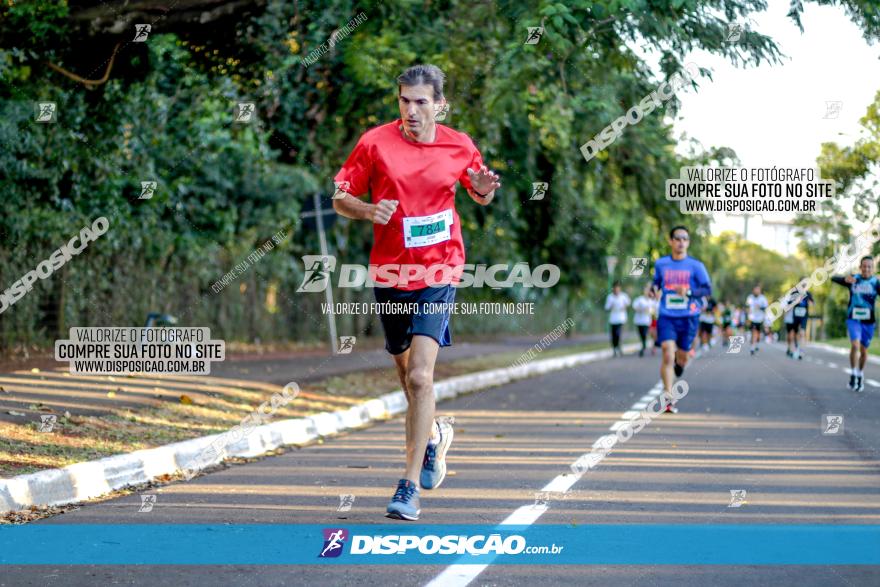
[[30, 368, 40, 373], [107, 391, 116, 398], [7, 410, 26, 417], [179, 394, 193, 405]]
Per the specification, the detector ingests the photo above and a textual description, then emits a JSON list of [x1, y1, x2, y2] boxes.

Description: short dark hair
[[861, 255, 874, 264], [612, 280, 621, 288], [397, 64, 445, 101], [669, 225, 689, 239]]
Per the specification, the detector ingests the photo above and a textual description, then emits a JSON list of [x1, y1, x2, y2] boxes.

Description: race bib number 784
[[403, 209, 453, 248]]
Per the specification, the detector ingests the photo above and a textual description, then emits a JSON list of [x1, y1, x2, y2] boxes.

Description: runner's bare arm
[[332, 194, 398, 225], [466, 165, 500, 205]]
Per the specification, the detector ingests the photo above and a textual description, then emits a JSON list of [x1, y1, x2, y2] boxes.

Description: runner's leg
[[399, 335, 440, 483], [661, 340, 676, 396], [847, 319, 860, 389]]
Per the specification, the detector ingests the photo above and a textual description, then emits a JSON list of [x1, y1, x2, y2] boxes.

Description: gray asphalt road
[[210, 333, 617, 384], [5, 341, 879, 586]]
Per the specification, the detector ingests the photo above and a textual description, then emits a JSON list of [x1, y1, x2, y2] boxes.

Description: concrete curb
[[808, 341, 880, 365], [0, 343, 636, 514]]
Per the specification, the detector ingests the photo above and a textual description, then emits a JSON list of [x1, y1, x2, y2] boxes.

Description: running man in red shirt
[[332, 64, 501, 520]]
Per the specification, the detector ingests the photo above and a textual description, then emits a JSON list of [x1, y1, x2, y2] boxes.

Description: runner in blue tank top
[[650, 225, 712, 413], [831, 255, 880, 392]]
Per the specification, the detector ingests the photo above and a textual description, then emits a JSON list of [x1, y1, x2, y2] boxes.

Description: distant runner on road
[[698, 296, 717, 355], [783, 283, 813, 360], [605, 281, 631, 357], [719, 301, 734, 347], [332, 64, 501, 520], [632, 284, 657, 357], [832, 256, 880, 392], [746, 285, 769, 355], [650, 225, 712, 413]]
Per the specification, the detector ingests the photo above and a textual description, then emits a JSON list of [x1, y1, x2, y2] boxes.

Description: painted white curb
[[0, 343, 637, 514]]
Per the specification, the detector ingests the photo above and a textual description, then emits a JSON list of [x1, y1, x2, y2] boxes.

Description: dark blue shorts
[[373, 285, 456, 355], [657, 315, 700, 351], [847, 319, 875, 348]]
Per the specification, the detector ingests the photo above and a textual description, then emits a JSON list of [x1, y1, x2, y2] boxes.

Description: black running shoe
[[674, 362, 684, 377], [848, 374, 856, 390]]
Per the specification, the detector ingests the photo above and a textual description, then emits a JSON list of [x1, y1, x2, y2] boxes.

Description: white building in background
[[710, 213, 801, 257]]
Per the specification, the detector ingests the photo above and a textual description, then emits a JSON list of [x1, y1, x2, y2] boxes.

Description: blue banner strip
[[1, 524, 878, 565]]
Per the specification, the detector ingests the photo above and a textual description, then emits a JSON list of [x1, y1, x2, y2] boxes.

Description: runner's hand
[[674, 285, 689, 296], [467, 165, 501, 196], [370, 199, 398, 225], [844, 275, 857, 284]]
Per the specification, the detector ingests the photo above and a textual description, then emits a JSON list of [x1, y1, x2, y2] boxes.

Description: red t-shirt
[[334, 119, 484, 290]]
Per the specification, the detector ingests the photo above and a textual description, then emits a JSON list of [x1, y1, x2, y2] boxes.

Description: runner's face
[[669, 231, 689, 255], [398, 84, 441, 137], [861, 259, 874, 277]]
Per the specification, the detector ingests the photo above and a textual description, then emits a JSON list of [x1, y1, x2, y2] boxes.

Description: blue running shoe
[[420, 419, 454, 490], [386, 479, 420, 521]]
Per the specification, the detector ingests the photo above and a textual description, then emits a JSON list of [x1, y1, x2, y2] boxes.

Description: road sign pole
[[313, 192, 338, 353]]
